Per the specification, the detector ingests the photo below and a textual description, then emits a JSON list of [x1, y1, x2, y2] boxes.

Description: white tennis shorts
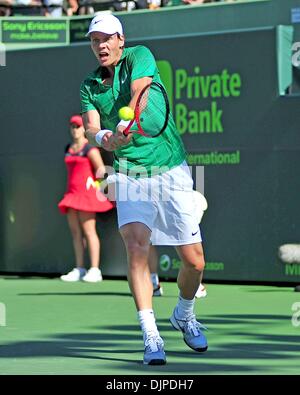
[[108, 161, 202, 246]]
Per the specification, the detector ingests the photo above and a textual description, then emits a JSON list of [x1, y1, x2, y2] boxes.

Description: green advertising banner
[[69, 18, 92, 43], [0, 19, 68, 44], [146, 27, 300, 284]]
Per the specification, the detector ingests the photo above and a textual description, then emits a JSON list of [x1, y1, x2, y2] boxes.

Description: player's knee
[[126, 241, 149, 259], [191, 260, 205, 273], [196, 259, 205, 272], [184, 250, 205, 272]]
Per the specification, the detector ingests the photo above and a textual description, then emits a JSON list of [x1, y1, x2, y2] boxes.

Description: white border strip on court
[[0, 302, 6, 326], [0, 43, 6, 66]]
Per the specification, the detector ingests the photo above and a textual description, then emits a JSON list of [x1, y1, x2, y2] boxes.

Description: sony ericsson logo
[[159, 254, 172, 272]]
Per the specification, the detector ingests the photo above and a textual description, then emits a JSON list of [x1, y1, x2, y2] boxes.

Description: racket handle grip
[[117, 119, 133, 137]]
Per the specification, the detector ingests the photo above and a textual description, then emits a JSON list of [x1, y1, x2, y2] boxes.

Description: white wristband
[[95, 129, 111, 146]]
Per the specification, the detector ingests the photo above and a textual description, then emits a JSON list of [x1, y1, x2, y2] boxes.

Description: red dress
[[58, 143, 114, 214]]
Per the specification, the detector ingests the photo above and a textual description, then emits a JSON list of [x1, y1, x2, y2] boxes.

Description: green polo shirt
[[80, 45, 186, 177]]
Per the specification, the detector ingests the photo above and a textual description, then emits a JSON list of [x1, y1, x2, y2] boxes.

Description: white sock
[[138, 309, 159, 340], [150, 273, 159, 287], [175, 295, 195, 320]]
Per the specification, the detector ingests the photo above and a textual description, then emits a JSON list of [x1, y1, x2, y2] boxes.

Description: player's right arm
[[83, 110, 131, 151], [81, 78, 131, 150], [82, 110, 112, 149], [80, 81, 116, 151]]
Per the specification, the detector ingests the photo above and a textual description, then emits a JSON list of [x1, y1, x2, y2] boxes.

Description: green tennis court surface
[[0, 277, 299, 375]]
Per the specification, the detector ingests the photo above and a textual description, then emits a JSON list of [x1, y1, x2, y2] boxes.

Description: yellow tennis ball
[[93, 180, 101, 189], [118, 106, 134, 121]]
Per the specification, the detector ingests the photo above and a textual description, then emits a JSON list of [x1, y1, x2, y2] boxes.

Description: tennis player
[[81, 14, 208, 365]]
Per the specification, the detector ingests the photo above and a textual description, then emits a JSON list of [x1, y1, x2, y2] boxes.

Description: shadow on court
[[244, 289, 295, 293], [1, 313, 300, 374], [18, 292, 132, 297], [0, 336, 255, 373], [17, 292, 176, 299], [2, 279, 300, 373], [167, 314, 293, 325]]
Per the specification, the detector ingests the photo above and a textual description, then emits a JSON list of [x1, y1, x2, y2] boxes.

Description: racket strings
[[138, 85, 169, 137]]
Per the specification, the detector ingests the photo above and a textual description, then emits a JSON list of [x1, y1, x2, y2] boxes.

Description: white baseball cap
[[86, 14, 123, 37]]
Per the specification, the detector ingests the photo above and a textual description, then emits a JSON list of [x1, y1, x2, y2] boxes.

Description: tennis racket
[[123, 81, 170, 138]]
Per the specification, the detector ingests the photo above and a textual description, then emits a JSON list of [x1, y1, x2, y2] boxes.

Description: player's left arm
[[129, 77, 153, 109], [116, 46, 156, 136]]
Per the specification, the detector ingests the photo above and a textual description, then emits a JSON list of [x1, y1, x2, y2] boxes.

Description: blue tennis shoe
[[143, 332, 166, 365], [170, 308, 208, 352]]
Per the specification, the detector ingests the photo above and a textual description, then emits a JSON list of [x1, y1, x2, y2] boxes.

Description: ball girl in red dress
[[58, 115, 114, 282]]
